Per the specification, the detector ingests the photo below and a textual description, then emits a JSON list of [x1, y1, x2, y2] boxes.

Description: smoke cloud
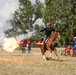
[[0, 23, 5, 45]]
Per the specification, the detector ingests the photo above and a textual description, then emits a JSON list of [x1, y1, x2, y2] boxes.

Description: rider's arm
[[40, 28, 46, 32]]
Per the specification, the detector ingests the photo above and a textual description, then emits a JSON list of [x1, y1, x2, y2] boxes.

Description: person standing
[[71, 37, 76, 56], [73, 37, 76, 45], [19, 40, 26, 53], [27, 39, 31, 53], [40, 22, 55, 49]]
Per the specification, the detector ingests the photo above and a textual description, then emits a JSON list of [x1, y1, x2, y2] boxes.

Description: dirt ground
[[0, 48, 76, 75]]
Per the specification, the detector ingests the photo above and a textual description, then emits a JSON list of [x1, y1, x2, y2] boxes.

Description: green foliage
[[5, 0, 76, 47], [32, 24, 45, 41], [43, 0, 76, 46], [5, 0, 44, 36]]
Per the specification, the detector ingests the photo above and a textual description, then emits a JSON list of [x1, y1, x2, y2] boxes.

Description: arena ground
[[0, 48, 76, 75]]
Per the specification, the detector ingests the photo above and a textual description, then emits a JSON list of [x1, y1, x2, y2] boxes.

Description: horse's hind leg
[[37, 44, 46, 60], [49, 53, 52, 59], [46, 47, 52, 59], [54, 49, 60, 60]]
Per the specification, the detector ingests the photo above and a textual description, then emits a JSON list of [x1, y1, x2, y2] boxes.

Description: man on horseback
[[40, 22, 55, 49]]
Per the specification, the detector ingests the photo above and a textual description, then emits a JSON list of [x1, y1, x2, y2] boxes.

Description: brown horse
[[36, 31, 60, 60]]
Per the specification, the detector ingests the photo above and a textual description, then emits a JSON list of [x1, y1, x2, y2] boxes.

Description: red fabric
[[27, 40, 31, 45], [20, 41, 26, 47], [67, 46, 71, 49], [65, 46, 73, 50], [39, 40, 43, 43]]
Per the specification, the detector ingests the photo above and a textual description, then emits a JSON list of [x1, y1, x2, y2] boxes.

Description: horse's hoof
[[46, 57, 49, 60], [43, 57, 47, 60], [43, 55, 46, 60], [43, 58, 47, 60], [49, 57, 52, 59]]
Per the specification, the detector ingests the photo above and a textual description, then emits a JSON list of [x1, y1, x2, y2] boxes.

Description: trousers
[[42, 35, 49, 49]]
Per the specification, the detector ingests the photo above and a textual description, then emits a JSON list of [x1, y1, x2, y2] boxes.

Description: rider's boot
[[42, 42, 45, 50]]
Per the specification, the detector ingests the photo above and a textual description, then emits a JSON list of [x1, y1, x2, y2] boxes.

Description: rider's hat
[[74, 36, 76, 39]]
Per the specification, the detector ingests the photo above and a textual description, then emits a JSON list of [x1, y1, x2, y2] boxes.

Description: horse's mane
[[47, 31, 59, 45]]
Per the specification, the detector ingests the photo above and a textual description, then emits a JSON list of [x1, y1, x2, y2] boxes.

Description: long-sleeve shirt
[[27, 40, 31, 45], [73, 39, 76, 45], [20, 41, 26, 47], [40, 27, 55, 36]]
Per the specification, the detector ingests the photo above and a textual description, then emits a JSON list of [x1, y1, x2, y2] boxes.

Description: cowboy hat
[[73, 36, 76, 39]]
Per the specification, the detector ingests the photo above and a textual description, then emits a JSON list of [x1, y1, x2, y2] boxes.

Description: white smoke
[[0, 0, 19, 46], [0, 0, 44, 46], [0, 23, 5, 45], [16, 31, 35, 43]]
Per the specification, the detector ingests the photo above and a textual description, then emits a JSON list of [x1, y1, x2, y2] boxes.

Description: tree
[[43, 0, 76, 46], [5, 0, 44, 36]]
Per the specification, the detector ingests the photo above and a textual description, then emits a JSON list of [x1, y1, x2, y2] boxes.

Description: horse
[[36, 30, 60, 60]]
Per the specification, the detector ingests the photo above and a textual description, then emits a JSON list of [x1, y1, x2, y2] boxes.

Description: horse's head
[[55, 30, 61, 40]]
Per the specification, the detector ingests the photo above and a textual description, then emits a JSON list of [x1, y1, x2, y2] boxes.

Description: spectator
[[27, 39, 31, 53], [19, 40, 26, 53], [73, 37, 76, 45], [71, 37, 76, 56], [71, 45, 76, 56]]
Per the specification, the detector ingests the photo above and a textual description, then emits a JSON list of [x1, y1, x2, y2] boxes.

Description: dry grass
[[0, 48, 76, 75]]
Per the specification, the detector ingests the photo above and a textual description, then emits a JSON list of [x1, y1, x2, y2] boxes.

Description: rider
[[40, 22, 55, 49]]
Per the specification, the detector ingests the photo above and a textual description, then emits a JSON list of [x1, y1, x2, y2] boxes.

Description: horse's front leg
[[41, 48, 46, 60], [42, 54, 46, 60], [49, 49, 52, 59]]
